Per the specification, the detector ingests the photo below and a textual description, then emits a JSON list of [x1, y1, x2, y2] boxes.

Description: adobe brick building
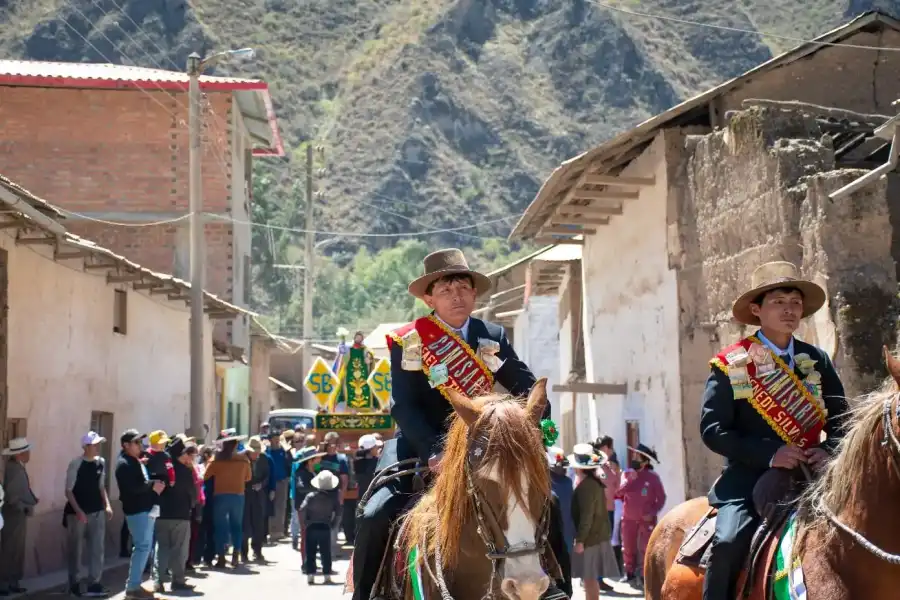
[[0, 61, 283, 348]]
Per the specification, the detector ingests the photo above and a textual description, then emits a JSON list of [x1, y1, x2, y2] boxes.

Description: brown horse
[[391, 379, 556, 600], [645, 346, 900, 600]]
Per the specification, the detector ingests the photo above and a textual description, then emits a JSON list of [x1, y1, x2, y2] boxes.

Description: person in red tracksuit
[[617, 443, 665, 587]]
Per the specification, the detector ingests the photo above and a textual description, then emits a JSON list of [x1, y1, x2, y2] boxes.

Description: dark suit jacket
[[389, 315, 544, 463], [700, 335, 848, 506]]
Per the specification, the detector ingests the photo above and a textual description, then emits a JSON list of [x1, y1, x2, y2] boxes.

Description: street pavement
[[23, 538, 644, 600]]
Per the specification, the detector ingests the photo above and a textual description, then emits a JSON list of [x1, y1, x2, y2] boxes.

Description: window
[[6, 417, 26, 442], [90, 411, 114, 490], [113, 290, 127, 335], [626, 420, 640, 464]]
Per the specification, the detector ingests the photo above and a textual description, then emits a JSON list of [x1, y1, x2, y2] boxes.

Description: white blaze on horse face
[[485, 465, 549, 598]]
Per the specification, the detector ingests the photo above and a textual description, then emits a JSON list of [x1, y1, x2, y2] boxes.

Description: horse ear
[[884, 346, 900, 387], [526, 378, 549, 425], [446, 388, 481, 427]]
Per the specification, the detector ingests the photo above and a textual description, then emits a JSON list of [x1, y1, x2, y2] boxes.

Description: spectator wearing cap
[[0, 438, 37, 597], [146, 431, 175, 488], [241, 437, 270, 563], [318, 432, 349, 557], [115, 430, 166, 599], [203, 431, 251, 568], [353, 435, 382, 499], [64, 432, 114, 598], [152, 436, 197, 593], [264, 431, 290, 540], [299, 470, 341, 585]]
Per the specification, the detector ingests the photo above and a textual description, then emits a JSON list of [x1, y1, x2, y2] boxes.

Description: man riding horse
[[352, 248, 571, 600], [700, 261, 849, 600]]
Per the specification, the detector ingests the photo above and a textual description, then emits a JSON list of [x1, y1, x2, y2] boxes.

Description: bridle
[[428, 431, 555, 600], [815, 394, 900, 564]]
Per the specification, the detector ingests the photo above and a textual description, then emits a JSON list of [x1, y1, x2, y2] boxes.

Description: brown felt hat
[[408, 248, 491, 299], [731, 261, 826, 326]]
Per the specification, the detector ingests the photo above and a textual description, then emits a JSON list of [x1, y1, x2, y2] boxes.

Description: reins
[[815, 394, 900, 564]]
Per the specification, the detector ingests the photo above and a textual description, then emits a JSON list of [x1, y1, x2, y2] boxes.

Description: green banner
[[342, 346, 374, 410], [316, 413, 394, 431]]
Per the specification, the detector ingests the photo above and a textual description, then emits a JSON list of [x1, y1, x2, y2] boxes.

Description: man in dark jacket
[[700, 262, 849, 600], [352, 249, 566, 600], [152, 437, 197, 593], [115, 430, 165, 600], [242, 437, 271, 563]]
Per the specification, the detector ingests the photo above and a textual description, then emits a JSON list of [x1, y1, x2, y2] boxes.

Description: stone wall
[[671, 107, 899, 498]]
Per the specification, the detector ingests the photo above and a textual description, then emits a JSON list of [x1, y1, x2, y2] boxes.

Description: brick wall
[[671, 107, 899, 497], [0, 85, 235, 302]]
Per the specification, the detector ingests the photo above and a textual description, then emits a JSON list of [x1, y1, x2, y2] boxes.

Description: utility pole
[[186, 47, 255, 440], [303, 144, 315, 341], [187, 52, 205, 441]]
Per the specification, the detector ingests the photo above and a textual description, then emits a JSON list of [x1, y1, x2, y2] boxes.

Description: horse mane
[[403, 393, 550, 573], [797, 380, 895, 542]]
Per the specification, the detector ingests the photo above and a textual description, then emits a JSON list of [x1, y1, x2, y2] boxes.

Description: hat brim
[[628, 446, 660, 464], [1, 445, 30, 456], [567, 455, 607, 473], [297, 452, 327, 464], [408, 268, 492, 299], [732, 280, 826, 326]]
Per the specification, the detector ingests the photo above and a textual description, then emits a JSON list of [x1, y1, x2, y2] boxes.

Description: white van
[[267, 408, 317, 433]]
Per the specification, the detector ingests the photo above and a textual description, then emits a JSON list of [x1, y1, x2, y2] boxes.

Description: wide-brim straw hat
[[408, 248, 492, 299], [731, 261, 826, 326], [629, 444, 660, 464], [216, 430, 247, 445], [567, 443, 608, 474], [2, 437, 30, 456]]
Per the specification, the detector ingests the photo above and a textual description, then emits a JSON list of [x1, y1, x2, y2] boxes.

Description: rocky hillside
[[2, 0, 899, 251]]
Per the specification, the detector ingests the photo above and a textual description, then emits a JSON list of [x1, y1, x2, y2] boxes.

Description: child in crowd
[[300, 470, 341, 585]]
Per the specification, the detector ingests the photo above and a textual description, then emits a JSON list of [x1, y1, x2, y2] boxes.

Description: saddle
[[675, 469, 802, 599]]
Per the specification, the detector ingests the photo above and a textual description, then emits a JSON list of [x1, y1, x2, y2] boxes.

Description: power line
[[590, 1, 900, 51]]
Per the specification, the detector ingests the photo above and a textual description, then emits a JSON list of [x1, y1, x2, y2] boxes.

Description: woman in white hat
[[0, 438, 37, 596], [568, 443, 619, 599]]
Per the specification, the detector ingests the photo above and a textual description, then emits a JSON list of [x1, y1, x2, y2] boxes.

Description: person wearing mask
[[241, 437, 270, 563], [153, 437, 197, 593], [203, 431, 251, 568], [115, 430, 166, 599], [569, 444, 619, 599], [618, 444, 666, 588], [64, 432, 114, 598], [300, 470, 341, 586], [264, 431, 290, 540], [0, 438, 38, 597]]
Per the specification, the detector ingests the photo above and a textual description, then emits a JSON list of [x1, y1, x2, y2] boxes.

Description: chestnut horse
[[392, 379, 557, 600], [645, 346, 900, 600]]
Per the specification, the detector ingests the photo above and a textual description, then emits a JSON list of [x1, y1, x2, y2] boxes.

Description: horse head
[[436, 378, 551, 600]]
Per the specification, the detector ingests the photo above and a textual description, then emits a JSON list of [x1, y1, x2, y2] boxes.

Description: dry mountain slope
[[1, 0, 899, 250]]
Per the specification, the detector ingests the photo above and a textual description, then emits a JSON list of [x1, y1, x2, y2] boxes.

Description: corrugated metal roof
[[0, 60, 266, 89], [0, 59, 284, 156]]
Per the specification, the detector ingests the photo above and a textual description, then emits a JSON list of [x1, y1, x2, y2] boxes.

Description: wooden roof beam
[[583, 174, 655, 187], [552, 381, 628, 395], [543, 225, 596, 236], [107, 272, 145, 284], [572, 189, 639, 201], [558, 203, 624, 216], [551, 217, 610, 227], [534, 237, 584, 246], [16, 235, 56, 246], [54, 248, 92, 260], [84, 261, 118, 270]]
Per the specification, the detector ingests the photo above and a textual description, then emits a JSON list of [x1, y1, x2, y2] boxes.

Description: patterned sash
[[712, 337, 827, 448], [415, 315, 494, 399]]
